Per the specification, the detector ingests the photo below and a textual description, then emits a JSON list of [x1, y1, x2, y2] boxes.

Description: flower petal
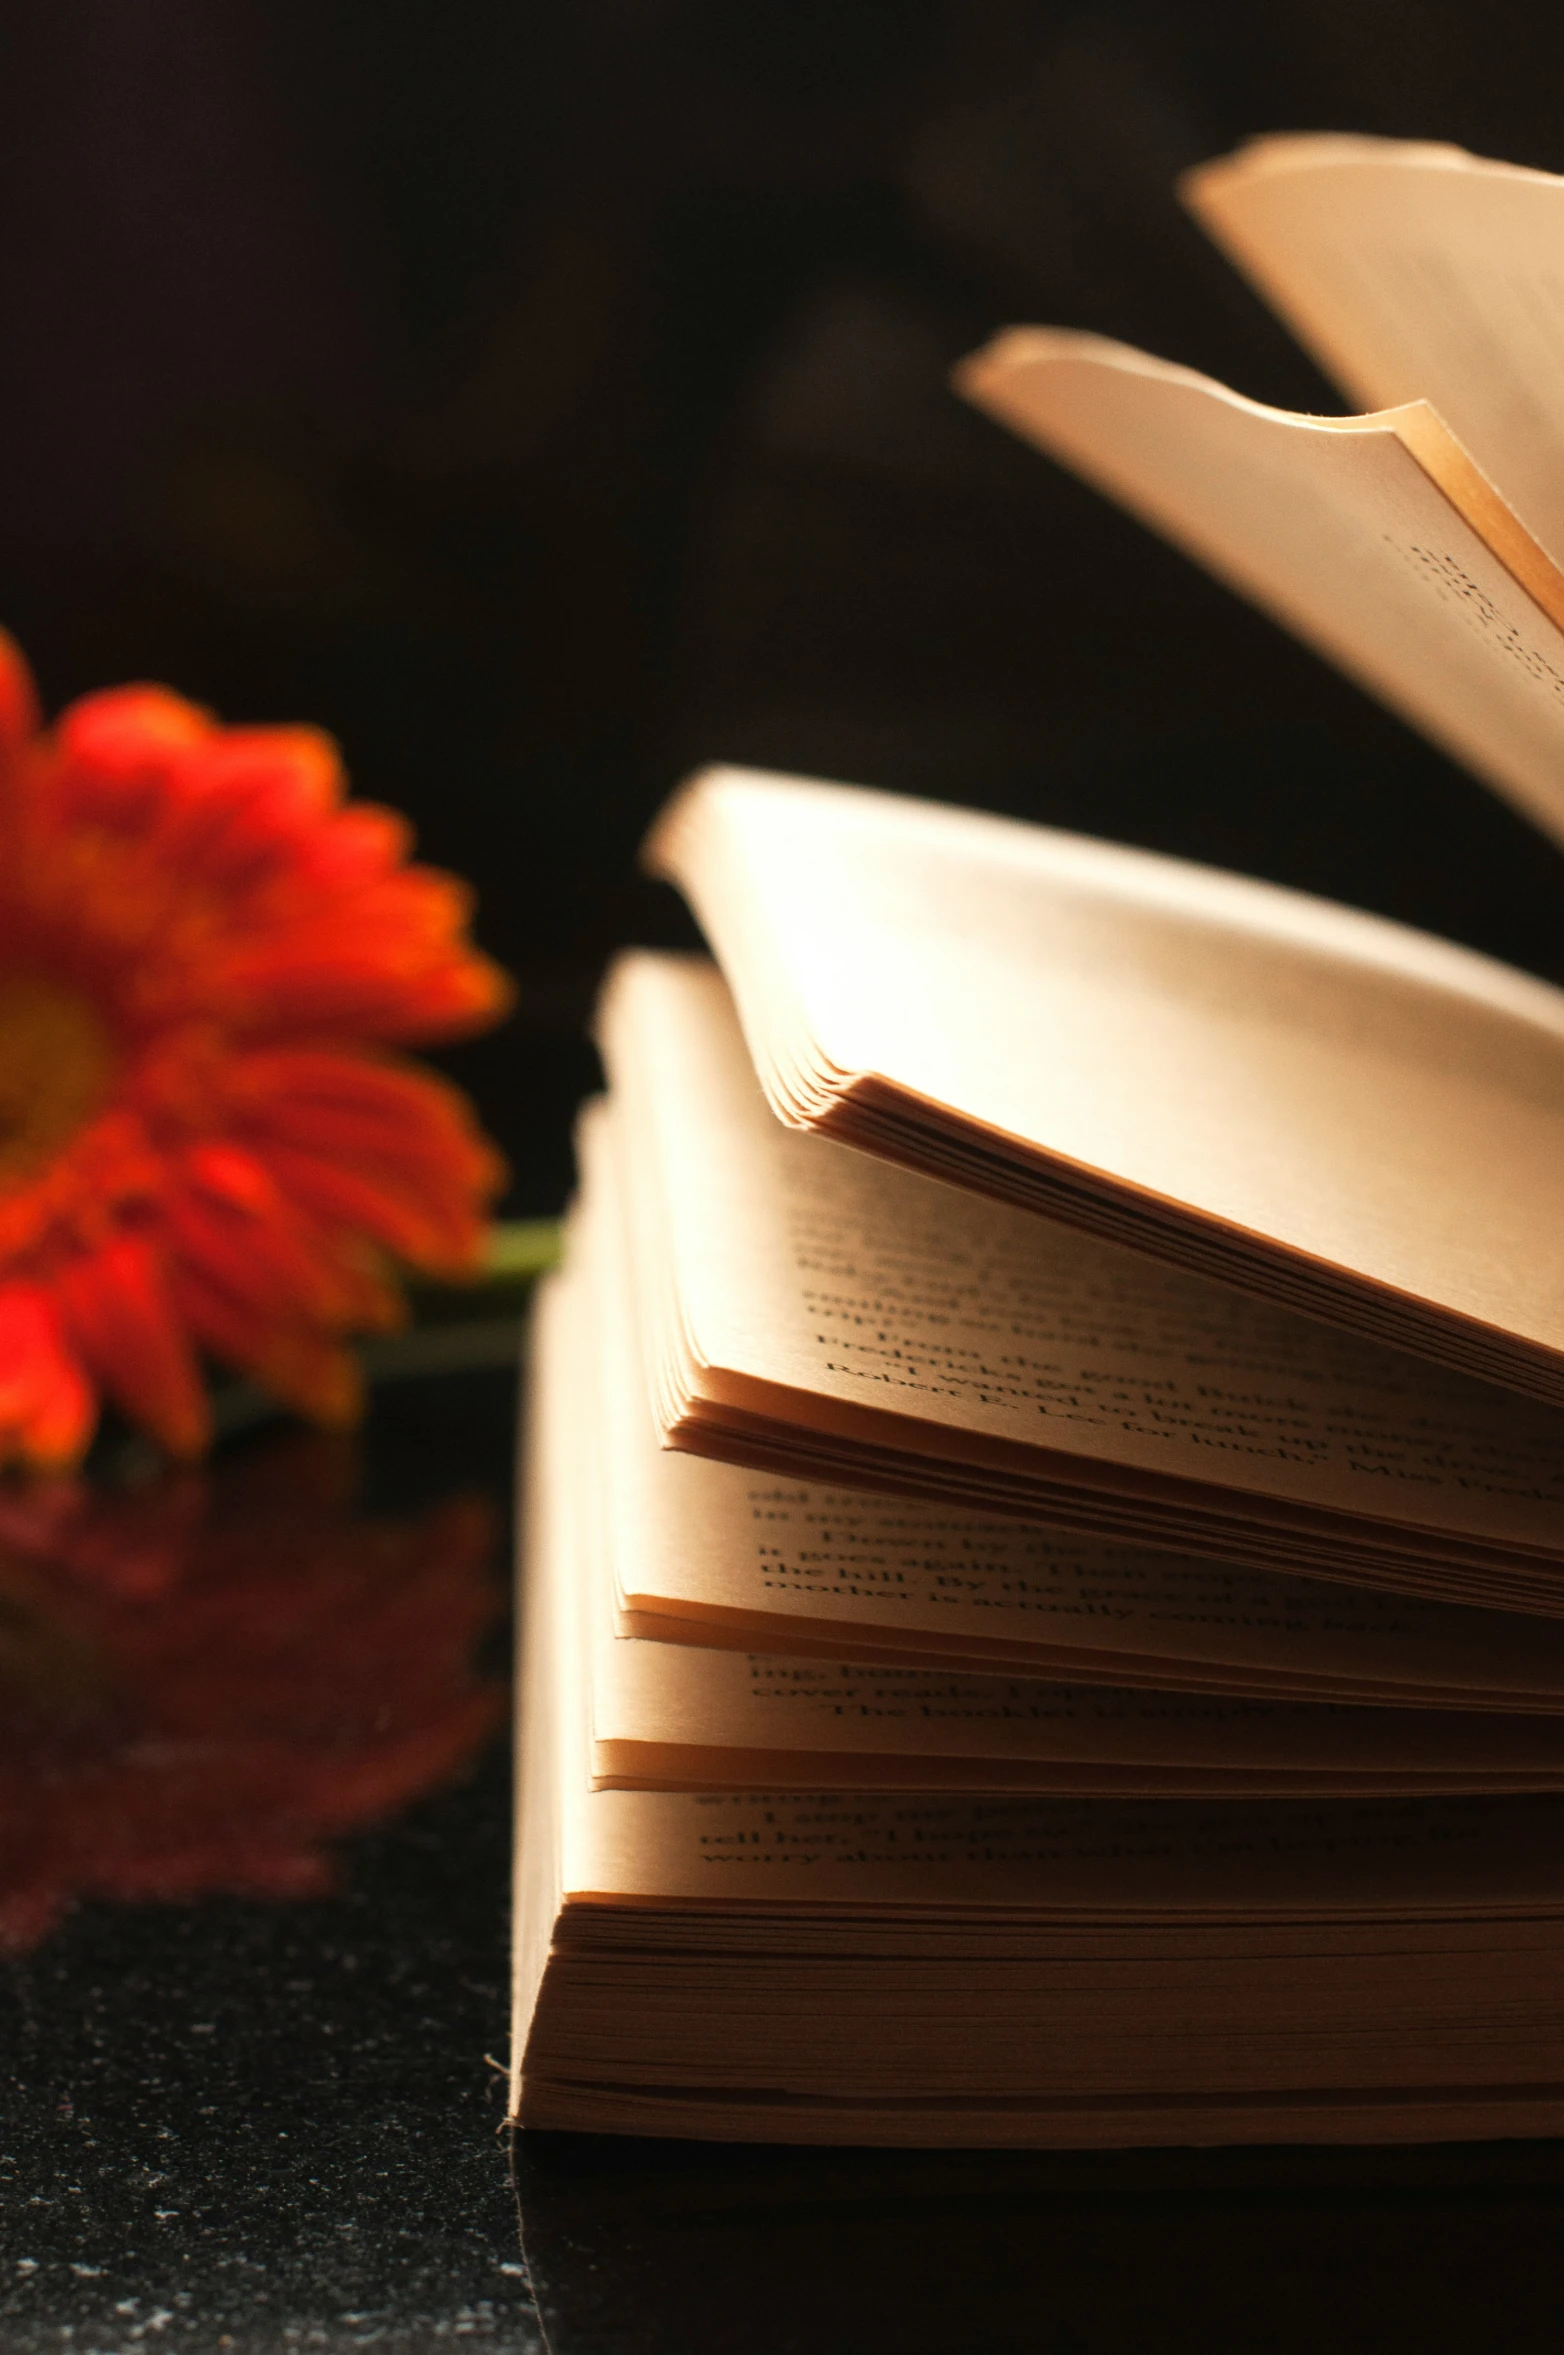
[[231, 1049, 503, 1185], [0, 627, 40, 758], [54, 1237, 210, 1458], [149, 728, 346, 888], [220, 892, 513, 1042], [0, 1285, 95, 1467], [0, 636, 511, 1460], [249, 1144, 486, 1273], [167, 1159, 404, 1334], [169, 1259, 365, 1427], [222, 1049, 505, 1274]]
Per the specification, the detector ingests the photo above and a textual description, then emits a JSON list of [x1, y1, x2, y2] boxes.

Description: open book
[[580, 1091, 1564, 1713], [511, 1142, 1564, 2142], [957, 134, 1564, 849], [647, 767, 1564, 1408], [646, 138, 1564, 1410], [513, 134, 1564, 2148], [596, 952, 1564, 1616], [514, 956, 1564, 2141], [569, 1094, 1564, 1793]]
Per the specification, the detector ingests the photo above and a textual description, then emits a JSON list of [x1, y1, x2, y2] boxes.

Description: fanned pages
[[645, 769, 1564, 1402], [1183, 135, 1564, 571], [513, 1265, 1564, 2145], [954, 331, 1564, 848], [595, 952, 1564, 1616], [574, 1098, 1564, 1715], [559, 1120, 1564, 1796], [514, 128, 1564, 2150]]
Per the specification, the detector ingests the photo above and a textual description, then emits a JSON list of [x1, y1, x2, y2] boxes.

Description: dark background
[[11, 15, 1564, 2346], [8, 0, 1564, 1215]]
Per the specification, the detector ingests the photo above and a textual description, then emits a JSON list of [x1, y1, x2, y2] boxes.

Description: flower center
[[0, 975, 116, 1190]]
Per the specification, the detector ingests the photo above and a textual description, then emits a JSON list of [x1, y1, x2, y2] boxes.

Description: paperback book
[[510, 131, 1564, 2145]]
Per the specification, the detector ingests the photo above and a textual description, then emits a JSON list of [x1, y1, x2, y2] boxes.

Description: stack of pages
[[511, 133, 1564, 2147]]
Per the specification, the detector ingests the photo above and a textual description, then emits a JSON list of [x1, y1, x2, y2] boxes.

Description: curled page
[[645, 776, 1564, 1404], [954, 329, 1564, 847], [1184, 134, 1564, 573], [596, 952, 1564, 1615]]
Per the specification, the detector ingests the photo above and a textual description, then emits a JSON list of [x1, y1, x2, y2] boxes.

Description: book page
[[562, 1189, 1564, 1790], [594, 1620, 1564, 1792], [600, 954, 1564, 1575], [647, 769, 1564, 1386], [954, 330, 1564, 846], [576, 1096, 1564, 1709], [1185, 134, 1564, 577], [510, 1269, 578, 2115], [587, 1499, 1564, 1794], [523, 1261, 1564, 1915], [573, 1777, 1564, 1916]]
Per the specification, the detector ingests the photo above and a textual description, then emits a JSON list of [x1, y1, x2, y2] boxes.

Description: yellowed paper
[[520, 1268, 1564, 1915], [598, 953, 1564, 1611], [955, 330, 1564, 847], [576, 1092, 1564, 1712], [647, 770, 1564, 1401], [1185, 134, 1564, 574], [514, 1257, 1564, 2147]]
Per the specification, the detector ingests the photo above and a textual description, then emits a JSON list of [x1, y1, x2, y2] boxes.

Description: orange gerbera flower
[[0, 629, 511, 1466]]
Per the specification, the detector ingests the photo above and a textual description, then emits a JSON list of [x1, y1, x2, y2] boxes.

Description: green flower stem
[[405, 1218, 564, 1325], [483, 1219, 565, 1287]]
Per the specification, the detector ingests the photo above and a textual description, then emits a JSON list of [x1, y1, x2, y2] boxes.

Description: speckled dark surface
[[0, 1363, 539, 2355], [0, 1760, 537, 2352], [9, 1358, 1564, 2355]]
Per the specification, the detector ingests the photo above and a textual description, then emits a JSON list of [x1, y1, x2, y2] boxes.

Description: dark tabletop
[[4, 1354, 1564, 2355], [0, 1361, 535, 2355]]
